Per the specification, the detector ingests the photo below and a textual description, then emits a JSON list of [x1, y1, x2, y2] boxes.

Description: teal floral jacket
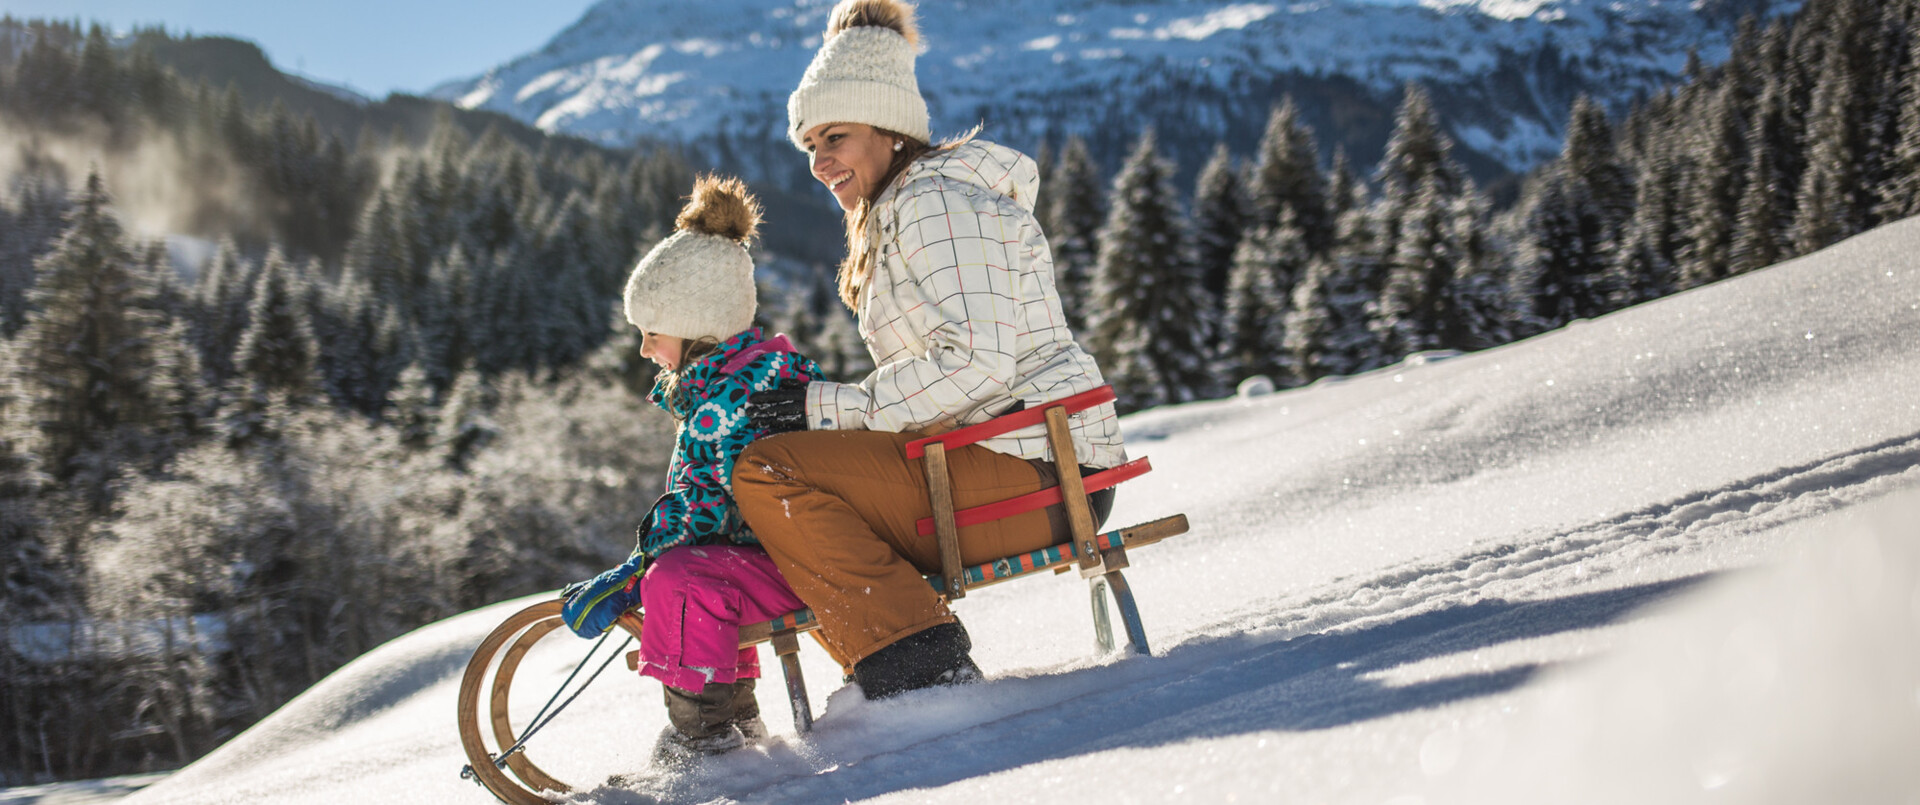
[[636, 328, 821, 559]]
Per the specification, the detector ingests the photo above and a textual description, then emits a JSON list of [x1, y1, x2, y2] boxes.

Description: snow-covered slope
[[435, 0, 1793, 179], [116, 215, 1919, 804]]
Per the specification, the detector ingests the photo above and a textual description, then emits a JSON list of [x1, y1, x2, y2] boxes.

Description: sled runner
[[456, 386, 1188, 803]]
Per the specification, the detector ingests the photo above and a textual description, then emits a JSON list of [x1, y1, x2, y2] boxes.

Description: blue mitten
[[560, 553, 648, 638]]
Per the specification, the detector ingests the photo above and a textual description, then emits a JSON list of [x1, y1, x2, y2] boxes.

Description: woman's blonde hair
[[835, 125, 979, 310]]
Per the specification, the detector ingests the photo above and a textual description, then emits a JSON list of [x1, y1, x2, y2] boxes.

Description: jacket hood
[[894, 140, 1040, 214], [649, 327, 787, 418]]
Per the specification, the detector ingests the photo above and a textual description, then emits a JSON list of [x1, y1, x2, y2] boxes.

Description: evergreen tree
[[388, 363, 438, 449], [1609, 130, 1685, 307], [1219, 214, 1304, 384], [419, 245, 476, 394], [1, 174, 69, 337], [1087, 130, 1210, 411], [1518, 171, 1613, 330], [1247, 98, 1335, 256], [13, 173, 165, 491], [1730, 76, 1794, 274], [193, 238, 255, 385], [1374, 174, 1463, 356], [1521, 96, 1634, 328], [1876, 28, 1920, 221], [1376, 85, 1467, 221], [1371, 85, 1474, 358], [1790, 0, 1874, 253], [1188, 142, 1247, 330], [1326, 147, 1365, 222], [1561, 96, 1635, 247], [436, 365, 497, 470], [1281, 256, 1338, 386], [232, 248, 319, 400], [1041, 137, 1104, 331], [1677, 81, 1749, 288]]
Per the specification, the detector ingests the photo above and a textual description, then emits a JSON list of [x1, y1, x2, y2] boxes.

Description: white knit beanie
[[622, 176, 761, 342], [787, 0, 930, 150]]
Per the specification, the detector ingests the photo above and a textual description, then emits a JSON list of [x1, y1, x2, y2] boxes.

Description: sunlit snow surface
[[117, 218, 1920, 804]]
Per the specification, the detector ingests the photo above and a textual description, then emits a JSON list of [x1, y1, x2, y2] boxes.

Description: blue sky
[[0, 0, 598, 97]]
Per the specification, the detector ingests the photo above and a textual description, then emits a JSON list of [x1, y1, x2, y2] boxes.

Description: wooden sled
[[455, 386, 1187, 803]]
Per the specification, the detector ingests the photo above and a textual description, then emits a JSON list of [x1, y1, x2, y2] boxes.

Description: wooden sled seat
[[634, 385, 1191, 732]]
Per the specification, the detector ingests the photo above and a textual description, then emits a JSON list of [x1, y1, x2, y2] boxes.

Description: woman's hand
[[747, 383, 810, 435]]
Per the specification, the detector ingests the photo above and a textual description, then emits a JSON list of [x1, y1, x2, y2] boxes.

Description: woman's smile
[[804, 122, 896, 211]]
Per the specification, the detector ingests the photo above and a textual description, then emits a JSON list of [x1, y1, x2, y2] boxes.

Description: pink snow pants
[[636, 544, 807, 692]]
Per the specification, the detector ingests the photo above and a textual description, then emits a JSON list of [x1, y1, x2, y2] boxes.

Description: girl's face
[[639, 331, 688, 372], [801, 122, 898, 211]]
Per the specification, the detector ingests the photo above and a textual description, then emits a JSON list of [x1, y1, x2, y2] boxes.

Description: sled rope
[[491, 630, 634, 769]]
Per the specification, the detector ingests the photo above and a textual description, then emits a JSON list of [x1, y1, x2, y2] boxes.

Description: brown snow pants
[[732, 430, 1058, 667]]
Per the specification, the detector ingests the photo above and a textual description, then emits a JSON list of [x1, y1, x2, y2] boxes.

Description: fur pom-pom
[[675, 175, 762, 244], [826, 0, 919, 47]]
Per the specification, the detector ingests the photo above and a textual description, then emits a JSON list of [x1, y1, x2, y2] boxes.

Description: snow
[[43, 216, 1920, 803]]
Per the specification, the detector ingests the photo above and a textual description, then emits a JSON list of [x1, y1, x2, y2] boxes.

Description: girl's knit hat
[[622, 175, 762, 341], [787, 0, 930, 150]]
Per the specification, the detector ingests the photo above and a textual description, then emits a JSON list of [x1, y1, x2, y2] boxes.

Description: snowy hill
[[434, 0, 1795, 185], [113, 215, 1919, 804]]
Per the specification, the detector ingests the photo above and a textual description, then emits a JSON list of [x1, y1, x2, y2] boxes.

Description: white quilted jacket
[[804, 140, 1128, 469]]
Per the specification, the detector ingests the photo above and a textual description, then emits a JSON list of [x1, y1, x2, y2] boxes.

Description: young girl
[[560, 175, 818, 762]]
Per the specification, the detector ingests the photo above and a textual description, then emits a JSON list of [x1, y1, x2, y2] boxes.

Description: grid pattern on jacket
[[808, 141, 1126, 469]]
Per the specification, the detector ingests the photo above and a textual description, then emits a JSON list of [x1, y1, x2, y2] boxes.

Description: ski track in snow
[[574, 430, 1920, 804]]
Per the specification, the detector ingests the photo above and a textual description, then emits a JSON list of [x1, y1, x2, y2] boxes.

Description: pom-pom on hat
[[787, 0, 930, 150], [622, 175, 763, 342]]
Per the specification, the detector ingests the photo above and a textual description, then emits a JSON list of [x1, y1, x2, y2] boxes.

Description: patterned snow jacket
[[803, 140, 1128, 469], [637, 328, 822, 559]]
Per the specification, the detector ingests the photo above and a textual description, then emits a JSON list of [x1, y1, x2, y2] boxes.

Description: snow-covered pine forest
[[2, 0, 1919, 785]]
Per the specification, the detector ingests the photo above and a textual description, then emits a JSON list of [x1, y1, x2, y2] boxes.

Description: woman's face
[[802, 122, 897, 211], [639, 331, 688, 372]]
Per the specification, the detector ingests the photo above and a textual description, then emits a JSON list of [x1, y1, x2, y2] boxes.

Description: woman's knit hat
[[787, 0, 930, 150], [621, 175, 762, 342]]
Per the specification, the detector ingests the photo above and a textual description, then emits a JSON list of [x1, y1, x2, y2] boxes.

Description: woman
[[732, 0, 1126, 700]]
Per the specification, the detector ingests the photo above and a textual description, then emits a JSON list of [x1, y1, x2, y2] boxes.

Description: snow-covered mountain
[[434, 0, 1796, 185], [97, 213, 1920, 804]]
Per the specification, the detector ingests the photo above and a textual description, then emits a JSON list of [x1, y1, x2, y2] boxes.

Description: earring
[[893, 140, 904, 152]]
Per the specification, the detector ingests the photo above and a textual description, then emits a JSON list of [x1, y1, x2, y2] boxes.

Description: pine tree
[[1041, 137, 1104, 331], [1374, 174, 1461, 356], [436, 366, 497, 470], [1376, 85, 1467, 218], [1188, 142, 1247, 332], [388, 363, 438, 449], [1520, 96, 1633, 328], [1518, 171, 1612, 330], [0, 174, 69, 337], [1876, 27, 1920, 220], [419, 245, 476, 393], [1087, 130, 1210, 411], [1730, 75, 1794, 274], [1219, 213, 1305, 384], [1247, 98, 1335, 256], [1371, 85, 1474, 359], [1609, 130, 1684, 307], [232, 248, 319, 400], [1677, 81, 1749, 288], [1561, 96, 1635, 246], [1281, 256, 1338, 386], [14, 172, 165, 489], [193, 238, 255, 384], [1790, 0, 1874, 253]]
